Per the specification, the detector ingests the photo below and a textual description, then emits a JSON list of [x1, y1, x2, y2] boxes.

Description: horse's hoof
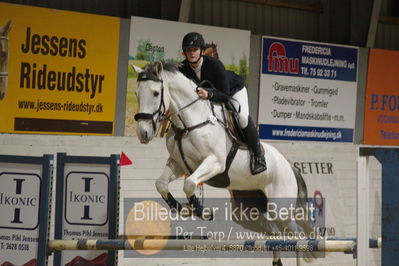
[[179, 203, 193, 217], [201, 208, 214, 221], [272, 258, 282, 266]]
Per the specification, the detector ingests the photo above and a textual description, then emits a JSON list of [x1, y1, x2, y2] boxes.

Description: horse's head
[[0, 20, 12, 100], [132, 61, 171, 143], [204, 43, 219, 59], [0, 20, 11, 57]]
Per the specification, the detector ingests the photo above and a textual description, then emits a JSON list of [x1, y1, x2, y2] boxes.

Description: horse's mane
[[141, 60, 198, 88], [140, 61, 198, 93], [143, 61, 180, 75]]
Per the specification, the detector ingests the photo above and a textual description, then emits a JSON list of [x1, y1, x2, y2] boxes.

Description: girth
[[172, 124, 192, 173], [172, 122, 209, 174], [205, 142, 238, 188]]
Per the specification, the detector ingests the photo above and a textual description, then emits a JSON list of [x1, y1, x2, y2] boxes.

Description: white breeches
[[231, 86, 249, 128]]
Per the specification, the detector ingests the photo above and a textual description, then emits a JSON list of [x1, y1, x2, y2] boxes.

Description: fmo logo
[[0, 173, 40, 230], [267, 42, 299, 74], [65, 172, 109, 226]]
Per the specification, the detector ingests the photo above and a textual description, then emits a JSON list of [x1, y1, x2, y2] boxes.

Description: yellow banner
[[0, 3, 119, 135]]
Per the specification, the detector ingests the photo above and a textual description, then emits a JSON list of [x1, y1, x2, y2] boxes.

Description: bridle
[[0, 36, 8, 79], [134, 68, 225, 135], [133, 72, 166, 132], [134, 70, 220, 134]]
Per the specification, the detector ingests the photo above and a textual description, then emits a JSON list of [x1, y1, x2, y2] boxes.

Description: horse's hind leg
[[155, 157, 185, 211]]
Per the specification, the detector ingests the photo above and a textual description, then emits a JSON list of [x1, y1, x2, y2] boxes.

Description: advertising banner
[[123, 196, 325, 259], [364, 49, 399, 145], [0, 155, 52, 266], [0, 3, 119, 135], [54, 153, 119, 266], [258, 36, 358, 143], [125, 16, 250, 136]]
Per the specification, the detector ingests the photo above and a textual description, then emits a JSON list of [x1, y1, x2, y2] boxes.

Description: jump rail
[[48, 237, 382, 254]]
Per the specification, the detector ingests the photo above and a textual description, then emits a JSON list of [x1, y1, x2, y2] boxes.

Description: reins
[[166, 79, 215, 119]]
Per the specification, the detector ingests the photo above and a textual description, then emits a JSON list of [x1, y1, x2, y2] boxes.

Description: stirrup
[[250, 155, 267, 175]]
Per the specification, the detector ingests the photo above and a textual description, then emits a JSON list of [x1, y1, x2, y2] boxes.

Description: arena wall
[[0, 134, 381, 265]]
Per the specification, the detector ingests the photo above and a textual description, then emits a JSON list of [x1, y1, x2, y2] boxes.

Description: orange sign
[[364, 48, 399, 145]]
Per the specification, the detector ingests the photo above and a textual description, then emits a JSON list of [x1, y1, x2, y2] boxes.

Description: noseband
[[134, 72, 166, 132], [0, 36, 8, 79]]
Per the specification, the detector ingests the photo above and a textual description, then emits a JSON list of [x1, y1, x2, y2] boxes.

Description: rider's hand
[[197, 88, 209, 99], [197, 88, 213, 99]]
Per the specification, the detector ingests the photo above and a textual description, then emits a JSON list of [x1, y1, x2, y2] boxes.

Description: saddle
[[223, 102, 246, 146]]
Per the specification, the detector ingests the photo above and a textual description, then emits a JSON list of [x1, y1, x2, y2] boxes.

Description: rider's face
[[184, 47, 202, 63]]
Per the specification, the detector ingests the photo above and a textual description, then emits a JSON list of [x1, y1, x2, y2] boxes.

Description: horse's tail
[[293, 166, 320, 261], [292, 166, 313, 236]]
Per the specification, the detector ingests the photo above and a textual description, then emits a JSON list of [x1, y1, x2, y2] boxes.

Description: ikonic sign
[[58, 168, 111, 265], [0, 170, 43, 265], [55, 154, 119, 266], [0, 173, 40, 229], [65, 172, 109, 225]]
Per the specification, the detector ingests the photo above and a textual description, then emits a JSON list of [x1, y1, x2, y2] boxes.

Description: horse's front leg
[[155, 157, 185, 212], [183, 154, 224, 219]]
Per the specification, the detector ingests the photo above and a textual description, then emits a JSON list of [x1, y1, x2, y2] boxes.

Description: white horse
[[0, 20, 12, 100], [133, 61, 314, 265]]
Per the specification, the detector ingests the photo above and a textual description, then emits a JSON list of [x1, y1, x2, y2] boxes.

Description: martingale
[[19, 62, 105, 99]]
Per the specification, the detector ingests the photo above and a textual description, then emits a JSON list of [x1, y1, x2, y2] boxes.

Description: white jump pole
[[48, 238, 381, 253], [357, 150, 370, 265]]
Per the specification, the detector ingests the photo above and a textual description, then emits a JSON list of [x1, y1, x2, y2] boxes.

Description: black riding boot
[[242, 116, 267, 175]]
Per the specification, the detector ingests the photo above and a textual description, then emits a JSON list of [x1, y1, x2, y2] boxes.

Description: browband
[[137, 72, 162, 82]]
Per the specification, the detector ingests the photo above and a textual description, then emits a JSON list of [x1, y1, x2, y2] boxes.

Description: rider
[[179, 32, 267, 175]]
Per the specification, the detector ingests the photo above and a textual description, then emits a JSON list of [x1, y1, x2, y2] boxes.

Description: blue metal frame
[[360, 147, 399, 266], [0, 154, 53, 266], [54, 153, 119, 266]]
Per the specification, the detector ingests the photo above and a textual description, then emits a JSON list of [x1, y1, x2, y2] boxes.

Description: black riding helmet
[[182, 32, 205, 51]]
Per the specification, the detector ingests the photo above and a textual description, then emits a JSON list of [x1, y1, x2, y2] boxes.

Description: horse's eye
[[153, 91, 159, 97]]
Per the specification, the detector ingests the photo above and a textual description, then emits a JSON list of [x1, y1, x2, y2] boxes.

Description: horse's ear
[[131, 64, 143, 75], [154, 61, 163, 76], [3, 20, 12, 36]]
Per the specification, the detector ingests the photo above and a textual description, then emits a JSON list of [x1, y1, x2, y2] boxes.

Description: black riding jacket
[[179, 55, 243, 103]]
